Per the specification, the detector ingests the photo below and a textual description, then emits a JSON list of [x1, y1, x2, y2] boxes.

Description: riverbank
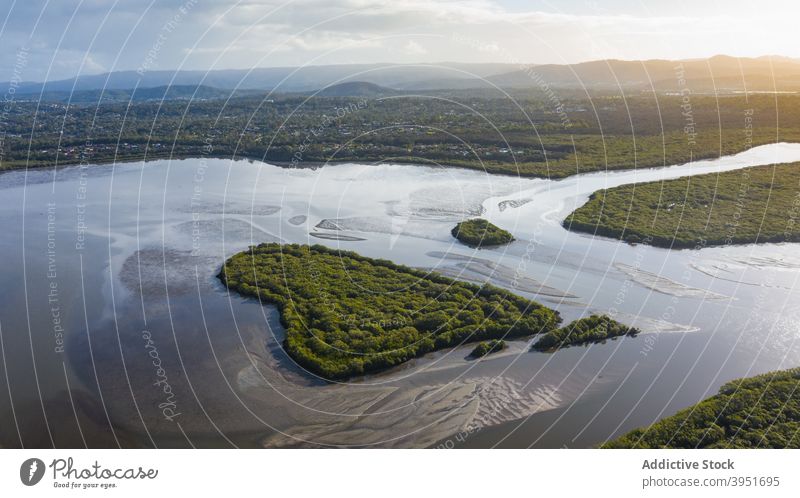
[[563, 161, 800, 249], [5, 132, 800, 182]]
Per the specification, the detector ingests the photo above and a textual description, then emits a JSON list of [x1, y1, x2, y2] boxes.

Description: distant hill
[[8, 63, 514, 96], [485, 55, 800, 93], [314, 81, 399, 97], [8, 56, 800, 99], [17, 85, 244, 103]]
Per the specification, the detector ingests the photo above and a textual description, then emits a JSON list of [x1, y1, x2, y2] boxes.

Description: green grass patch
[[452, 218, 515, 248], [564, 162, 800, 248], [218, 243, 559, 379], [604, 368, 800, 448], [532, 314, 640, 351]]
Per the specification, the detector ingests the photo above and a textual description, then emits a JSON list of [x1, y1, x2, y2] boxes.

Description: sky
[[1, 0, 798, 82]]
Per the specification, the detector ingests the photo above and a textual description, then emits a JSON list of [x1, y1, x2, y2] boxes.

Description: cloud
[[0, 0, 796, 82], [403, 40, 427, 56]]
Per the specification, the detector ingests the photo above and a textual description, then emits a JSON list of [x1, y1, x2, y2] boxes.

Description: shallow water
[[1, 143, 799, 448]]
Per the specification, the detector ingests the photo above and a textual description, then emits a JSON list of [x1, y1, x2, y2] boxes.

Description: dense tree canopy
[[532, 314, 639, 351], [605, 368, 800, 448], [564, 162, 800, 248], [469, 339, 507, 358], [219, 243, 560, 379], [452, 219, 515, 248]]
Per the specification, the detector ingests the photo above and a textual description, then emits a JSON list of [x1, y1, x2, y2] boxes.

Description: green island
[[532, 314, 640, 352], [605, 368, 800, 448], [452, 219, 515, 248], [564, 162, 800, 248], [218, 243, 562, 379], [469, 339, 507, 358]]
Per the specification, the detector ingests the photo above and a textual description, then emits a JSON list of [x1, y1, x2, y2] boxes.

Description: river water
[[1, 143, 799, 448]]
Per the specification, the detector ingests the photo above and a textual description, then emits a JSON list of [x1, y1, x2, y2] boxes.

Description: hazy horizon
[[9, 53, 800, 84], [2, 0, 798, 82]]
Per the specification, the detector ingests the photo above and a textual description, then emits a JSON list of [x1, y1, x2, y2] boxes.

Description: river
[[1, 142, 799, 448]]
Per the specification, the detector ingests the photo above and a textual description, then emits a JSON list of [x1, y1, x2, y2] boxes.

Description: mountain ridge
[[7, 55, 800, 96]]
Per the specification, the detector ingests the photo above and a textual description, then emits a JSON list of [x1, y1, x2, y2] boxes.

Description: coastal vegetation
[[564, 162, 800, 248], [604, 368, 800, 448], [452, 219, 515, 247], [3, 92, 800, 181], [532, 314, 640, 351], [469, 339, 507, 358], [218, 243, 560, 379]]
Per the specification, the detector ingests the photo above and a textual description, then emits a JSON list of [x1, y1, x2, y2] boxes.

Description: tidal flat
[[1, 143, 800, 447]]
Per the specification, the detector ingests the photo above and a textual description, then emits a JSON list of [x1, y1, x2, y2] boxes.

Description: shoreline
[[9, 145, 800, 255], [562, 219, 800, 250], [0, 151, 551, 179], [0, 141, 763, 181]]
